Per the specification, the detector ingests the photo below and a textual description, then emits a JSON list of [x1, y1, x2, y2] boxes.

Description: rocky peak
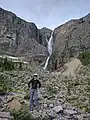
[[40, 27, 52, 34], [40, 27, 52, 40]]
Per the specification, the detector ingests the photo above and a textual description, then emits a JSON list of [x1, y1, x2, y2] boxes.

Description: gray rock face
[[39, 27, 52, 46], [0, 8, 47, 57], [0, 112, 13, 120], [40, 27, 52, 39], [51, 13, 90, 70]]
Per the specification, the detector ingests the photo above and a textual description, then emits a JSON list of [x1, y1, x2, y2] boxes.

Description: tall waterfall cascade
[[43, 32, 53, 69]]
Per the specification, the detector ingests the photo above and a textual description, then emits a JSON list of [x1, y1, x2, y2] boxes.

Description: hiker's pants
[[30, 89, 38, 110]]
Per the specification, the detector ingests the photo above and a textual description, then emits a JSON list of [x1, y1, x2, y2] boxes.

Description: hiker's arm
[[28, 79, 32, 88], [38, 80, 41, 88]]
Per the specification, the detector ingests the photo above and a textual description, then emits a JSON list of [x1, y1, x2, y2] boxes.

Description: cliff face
[[1, 7, 90, 69], [50, 13, 90, 70], [0, 8, 48, 57], [39, 27, 52, 47]]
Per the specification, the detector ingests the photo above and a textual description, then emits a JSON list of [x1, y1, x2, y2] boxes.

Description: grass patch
[[78, 52, 90, 66], [24, 92, 30, 100], [47, 85, 57, 96], [0, 57, 24, 71], [11, 109, 34, 120], [0, 74, 12, 92], [0, 57, 15, 71], [80, 105, 90, 113]]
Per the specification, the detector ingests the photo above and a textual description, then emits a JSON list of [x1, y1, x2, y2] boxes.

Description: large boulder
[[53, 105, 63, 113], [0, 112, 13, 120]]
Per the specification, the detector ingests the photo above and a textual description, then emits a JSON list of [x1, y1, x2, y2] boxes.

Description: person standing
[[28, 74, 41, 111]]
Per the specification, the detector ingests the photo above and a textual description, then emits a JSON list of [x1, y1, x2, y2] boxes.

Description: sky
[[0, 0, 90, 29]]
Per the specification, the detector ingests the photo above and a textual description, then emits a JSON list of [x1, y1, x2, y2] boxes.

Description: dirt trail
[[62, 58, 81, 76]]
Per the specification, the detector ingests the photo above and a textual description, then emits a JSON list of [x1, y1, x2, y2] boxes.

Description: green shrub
[[78, 52, 90, 66], [80, 105, 90, 113], [0, 57, 15, 71], [47, 86, 57, 96], [24, 93, 30, 100], [11, 109, 34, 120], [0, 75, 12, 92]]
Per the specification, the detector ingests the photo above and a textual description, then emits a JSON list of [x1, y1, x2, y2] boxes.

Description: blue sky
[[0, 0, 90, 29]]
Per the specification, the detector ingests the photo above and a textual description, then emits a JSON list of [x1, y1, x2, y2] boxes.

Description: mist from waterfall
[[43, 32, 53, 70]]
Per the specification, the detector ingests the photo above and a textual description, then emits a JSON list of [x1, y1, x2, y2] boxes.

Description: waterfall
[[43, 32, 53, 69]]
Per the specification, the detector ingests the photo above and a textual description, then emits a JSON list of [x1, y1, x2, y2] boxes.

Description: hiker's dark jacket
[[28, 78, 41, 89]]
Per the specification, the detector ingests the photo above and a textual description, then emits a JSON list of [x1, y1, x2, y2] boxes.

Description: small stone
[[43, 104, 48, 108], [65, 109, 77, 115], [41, 106, 44, 109], [53, 105, 63, 113], [48, 110, 56, 118], [49, 104, 54, 108], [42, 111, 48, 118], [1, 107, 6, 112], [77, 115, 84, 120], [0, 112, 13, 119], [39, 110, 42, 113]]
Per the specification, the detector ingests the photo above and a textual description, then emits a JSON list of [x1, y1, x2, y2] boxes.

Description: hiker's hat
[[34, 73, 38, 76]]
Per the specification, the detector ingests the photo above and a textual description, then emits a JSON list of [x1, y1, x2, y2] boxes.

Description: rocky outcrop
[[0, 112, 13, 120], [0, 8, 48, 58], [51, 13, 90, 70]]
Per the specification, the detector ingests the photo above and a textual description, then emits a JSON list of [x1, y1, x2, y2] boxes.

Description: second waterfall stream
[[43, 32, 53, 69]]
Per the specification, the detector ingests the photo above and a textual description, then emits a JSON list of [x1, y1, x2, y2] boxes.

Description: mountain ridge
[[0, 7, 50, 61], [50, 12, 90, 70], [0, 7, 90, 69]]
